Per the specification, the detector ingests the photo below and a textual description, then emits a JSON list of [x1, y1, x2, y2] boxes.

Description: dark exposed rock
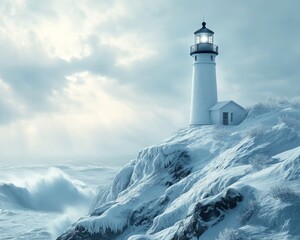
[[166, 151, 192, 186], [56, 225, 121, 240], [130, 196, 170, 227], [58, 196, 171, 240], [172, 188, 243, 240]]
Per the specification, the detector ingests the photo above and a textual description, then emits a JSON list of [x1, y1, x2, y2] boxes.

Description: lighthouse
[[189, 22, 247, 126], [190, 22, 218, 125]]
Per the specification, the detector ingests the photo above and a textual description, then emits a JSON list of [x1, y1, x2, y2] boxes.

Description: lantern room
[[190, 22, 218, 55], [194, 22, 214, 44]]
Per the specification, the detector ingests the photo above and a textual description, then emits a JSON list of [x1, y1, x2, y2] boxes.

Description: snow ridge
[[58, 98, 300, 240]]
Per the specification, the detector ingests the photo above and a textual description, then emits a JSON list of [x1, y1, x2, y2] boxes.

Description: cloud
[[0, 79, 24, 123], [0, 0, 299, 164], [0, 72, 183, 165]]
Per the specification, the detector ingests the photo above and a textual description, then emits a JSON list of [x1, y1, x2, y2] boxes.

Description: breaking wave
[[0, 167, 92, 212]]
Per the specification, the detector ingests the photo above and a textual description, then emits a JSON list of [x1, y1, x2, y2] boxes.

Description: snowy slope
[[58, 98, 300, 240]]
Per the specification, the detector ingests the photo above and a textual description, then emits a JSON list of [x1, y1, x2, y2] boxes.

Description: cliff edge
[[58, 98, 300, 240]]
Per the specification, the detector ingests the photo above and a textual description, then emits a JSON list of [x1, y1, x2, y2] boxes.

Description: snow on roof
[[210, 100, 246, 111], [209, 101, 231, 111]]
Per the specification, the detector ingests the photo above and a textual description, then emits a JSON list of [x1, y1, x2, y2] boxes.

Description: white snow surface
[[68, 98, 300, 239]]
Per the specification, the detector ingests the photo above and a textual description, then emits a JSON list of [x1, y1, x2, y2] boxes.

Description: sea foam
[[0, 167, 92, 212]]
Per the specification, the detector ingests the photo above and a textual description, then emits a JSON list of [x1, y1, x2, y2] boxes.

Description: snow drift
[[58, 98, 300, 240]]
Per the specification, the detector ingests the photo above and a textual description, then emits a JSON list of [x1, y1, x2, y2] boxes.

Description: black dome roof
[[194, 22, 214, 35]]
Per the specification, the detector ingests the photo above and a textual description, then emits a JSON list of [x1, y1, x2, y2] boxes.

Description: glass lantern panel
[[195, 33, 213, 44]]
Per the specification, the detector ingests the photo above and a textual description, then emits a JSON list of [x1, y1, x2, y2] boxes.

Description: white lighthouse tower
[[189, 22, 247, 126], [190, 22, 218, 125]]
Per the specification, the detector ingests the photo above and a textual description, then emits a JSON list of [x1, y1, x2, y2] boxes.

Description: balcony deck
[[190, 43, 218, 55]]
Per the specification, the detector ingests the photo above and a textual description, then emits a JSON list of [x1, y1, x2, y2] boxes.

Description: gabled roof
[[194, 22, 214, 35], [210, 101, 231, 111], [210, 100, 246, 111]]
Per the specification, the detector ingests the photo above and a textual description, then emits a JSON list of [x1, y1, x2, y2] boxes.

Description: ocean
[[0, 163, 119, 239]]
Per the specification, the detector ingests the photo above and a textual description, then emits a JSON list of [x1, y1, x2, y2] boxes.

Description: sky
[[0, 0, 299, 166]]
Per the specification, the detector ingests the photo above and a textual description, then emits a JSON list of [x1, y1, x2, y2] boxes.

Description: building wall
[[210, 103, 247, 125], [210, 110, 219, 124]]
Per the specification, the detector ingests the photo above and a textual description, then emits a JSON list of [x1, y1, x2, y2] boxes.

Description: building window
[[231, 113, 233, 122], [195, 56, 197, 61], [211, 55, 213, 61]]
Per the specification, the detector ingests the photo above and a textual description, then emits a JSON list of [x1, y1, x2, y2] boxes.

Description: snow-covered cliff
[[58, 98, 300, 240]]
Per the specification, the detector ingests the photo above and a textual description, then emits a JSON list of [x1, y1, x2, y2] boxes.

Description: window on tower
[[195, 56, 197, 61]]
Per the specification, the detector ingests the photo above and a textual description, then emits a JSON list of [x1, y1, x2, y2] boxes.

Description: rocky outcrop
[[166, 150, 192, 187], [172, 189, 243, 240], [57, 225, 121, 240], [57, 100, 300, 240]]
